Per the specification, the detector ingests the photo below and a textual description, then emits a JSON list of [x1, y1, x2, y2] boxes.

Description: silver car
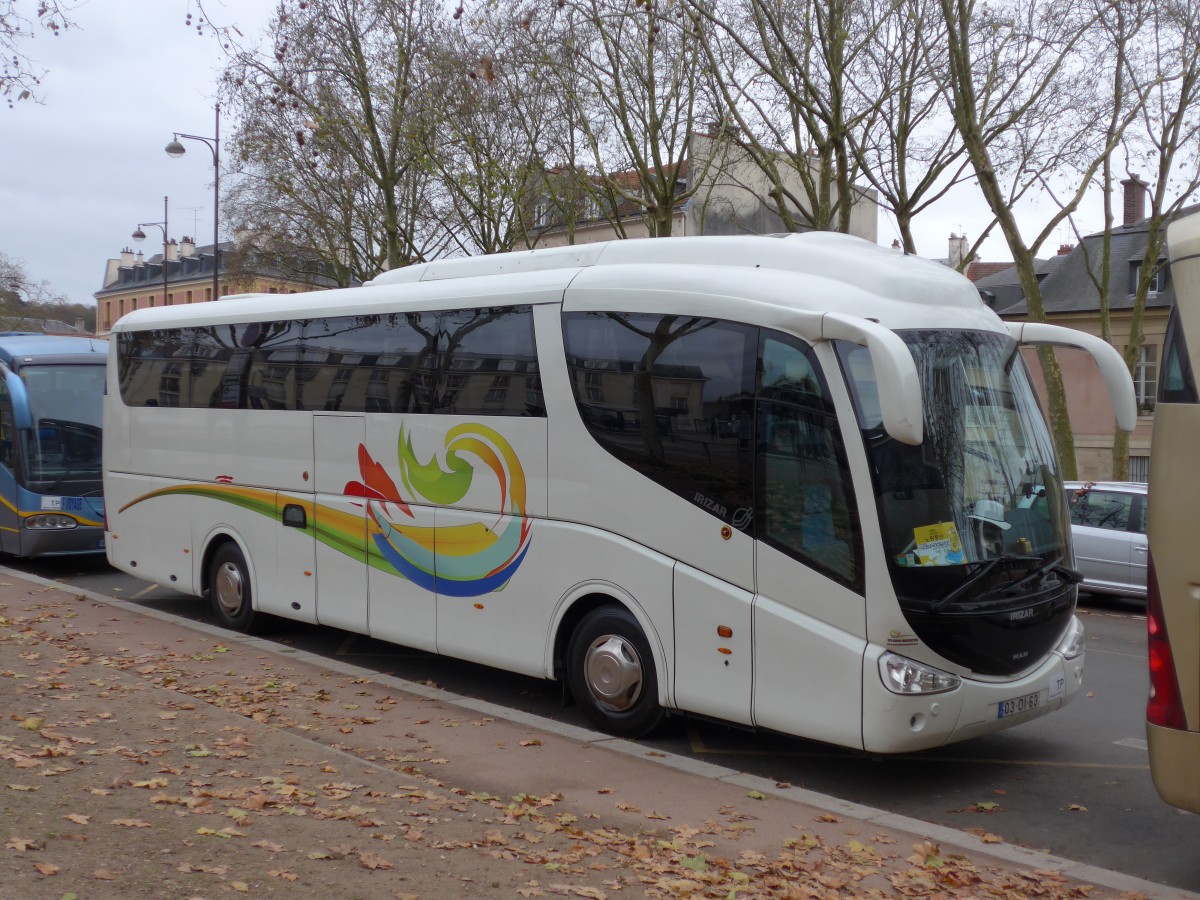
[[1064, 481, 1148, 601]]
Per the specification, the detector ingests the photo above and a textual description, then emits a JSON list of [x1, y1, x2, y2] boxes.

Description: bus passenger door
[[313, 415, 368, 634], [750, 339, 868, 749]]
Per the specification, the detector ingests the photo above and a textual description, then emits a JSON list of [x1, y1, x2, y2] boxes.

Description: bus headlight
[[1056, 615, 1085, 660], [879, 651, 961, 695], [25, 514, 78, 530]]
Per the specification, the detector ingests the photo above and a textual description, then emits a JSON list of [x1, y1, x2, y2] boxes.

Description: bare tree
[[1, 0, 76, 106], [849, 0, 978, 255], [1071, 0, 1200, 478], [221, 0, 455, 280], [687, 0, 884, 234], [544, 0, 713, 239], [936, 0, 1148, 478], [423, 4, 558, 255]]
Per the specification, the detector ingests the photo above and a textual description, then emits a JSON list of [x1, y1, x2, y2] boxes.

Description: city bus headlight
[[879, 651, 961, 695], [25, 514, 78, 530], [1055, 615, 1085, 660]]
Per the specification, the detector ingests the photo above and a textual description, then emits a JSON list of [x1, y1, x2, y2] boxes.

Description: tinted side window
[[118, 329, 196, 407], [1160, 306, 1198, 404], [296, 314, 436, 413], [563, 311, 756, 531], [437, 307, 544, 416], [118, 307, 544, 416], [757, 333, 862, 588], [1072, 489, 1134, 531]]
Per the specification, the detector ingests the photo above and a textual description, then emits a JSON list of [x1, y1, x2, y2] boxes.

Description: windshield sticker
[[911, 521, 965, 567]]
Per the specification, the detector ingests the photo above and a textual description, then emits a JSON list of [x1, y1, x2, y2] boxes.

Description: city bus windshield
[[839, 330, 1071, 585], [20, 364, 106, 487]]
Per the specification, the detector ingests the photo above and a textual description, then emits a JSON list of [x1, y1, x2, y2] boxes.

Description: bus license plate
[[997, 690, 1040, 719]]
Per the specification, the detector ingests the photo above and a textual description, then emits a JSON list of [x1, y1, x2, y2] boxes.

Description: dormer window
[[1129, 257, 1168, 295], [533, 195, 555, 228]]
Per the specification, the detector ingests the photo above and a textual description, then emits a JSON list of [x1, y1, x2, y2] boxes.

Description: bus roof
[[0, 333, 108, 369], [109, 233, 991, 334]]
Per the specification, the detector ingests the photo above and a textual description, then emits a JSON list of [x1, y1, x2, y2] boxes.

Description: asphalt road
[[9, 555, 1198, 894]]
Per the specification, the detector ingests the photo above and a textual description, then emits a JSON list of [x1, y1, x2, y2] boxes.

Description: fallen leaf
[[7, 784, 37, 792], [358, 851, 393, 870], [110, 819, 152, 828], [252, 840, 285, 852], [7, 837, 38, 851], [747, 790, 766, 800], [519, 739, 542, 747], [65, 814, 90, 825], [34, 862, 59, 875], [1067, 803, 1088, 812], [93, 869, 118, 880]]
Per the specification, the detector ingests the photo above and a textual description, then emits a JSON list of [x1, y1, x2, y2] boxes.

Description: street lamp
[[166, 101, 220, 303], [132, 195, 170, 306]]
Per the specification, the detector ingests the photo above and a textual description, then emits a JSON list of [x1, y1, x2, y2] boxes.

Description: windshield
[[840, 330, 1071, 571], [20, 364, 105, 487]]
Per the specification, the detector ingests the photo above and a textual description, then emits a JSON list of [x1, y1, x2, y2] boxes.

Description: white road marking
[[1114, 737, 1148, 751]]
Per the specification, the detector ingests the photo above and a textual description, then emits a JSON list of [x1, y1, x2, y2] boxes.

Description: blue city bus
[[0, 333, 106, 557]]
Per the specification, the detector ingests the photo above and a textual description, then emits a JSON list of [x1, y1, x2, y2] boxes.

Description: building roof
[[994, 220, 1176, 316], [96, 241, 342, 298], [970, 254, 1069, 312], [95, 241, 237, 298]]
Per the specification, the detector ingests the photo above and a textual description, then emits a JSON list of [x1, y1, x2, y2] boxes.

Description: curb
[[6, 563, 1195, 900]]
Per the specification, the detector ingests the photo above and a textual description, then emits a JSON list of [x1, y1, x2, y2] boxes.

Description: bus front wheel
[[567, 605, 663, 738], [208, 542, 259, 633]]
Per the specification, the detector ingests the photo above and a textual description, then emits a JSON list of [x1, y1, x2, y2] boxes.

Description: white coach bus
[[103, 234, 1135, 753]]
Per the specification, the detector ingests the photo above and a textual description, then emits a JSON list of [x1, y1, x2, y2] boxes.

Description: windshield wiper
[[1002, 555, 1082, 594], [931, 554, 1040, 611]]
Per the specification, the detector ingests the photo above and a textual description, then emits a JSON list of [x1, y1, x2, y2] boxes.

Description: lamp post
[[132, 195, 170, 306], [165, 102, 220, 303]]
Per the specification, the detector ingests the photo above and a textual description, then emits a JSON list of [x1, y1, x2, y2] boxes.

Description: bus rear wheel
[[208, 542, 259, 633], [567, 605, 663, 738]]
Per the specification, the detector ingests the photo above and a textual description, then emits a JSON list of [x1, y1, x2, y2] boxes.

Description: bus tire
[[208, 542, 259, 633], [567, 605, 663, 738]]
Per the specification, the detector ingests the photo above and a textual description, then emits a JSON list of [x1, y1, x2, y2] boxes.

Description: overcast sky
[[1, 0, 274, 305], [2, 0, 1100, 308]]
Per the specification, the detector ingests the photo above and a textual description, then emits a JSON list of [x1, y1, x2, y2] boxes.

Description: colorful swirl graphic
[[346, 423, 532, 596], [119, 422, 533, 598]]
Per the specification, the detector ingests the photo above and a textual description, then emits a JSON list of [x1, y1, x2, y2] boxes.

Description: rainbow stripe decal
[[119, 422, 532, 597]]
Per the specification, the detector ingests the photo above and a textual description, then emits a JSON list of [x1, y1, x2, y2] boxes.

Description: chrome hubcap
[[214, 561, 244, 617], [583, 634, 644, 712]]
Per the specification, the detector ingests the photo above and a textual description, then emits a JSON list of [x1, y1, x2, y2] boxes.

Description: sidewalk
[[0, 569, 1182, 899]]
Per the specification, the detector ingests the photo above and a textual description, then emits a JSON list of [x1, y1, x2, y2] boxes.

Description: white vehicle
[[103, 234, 1135, 753], [1146, 210, 1200, 811]]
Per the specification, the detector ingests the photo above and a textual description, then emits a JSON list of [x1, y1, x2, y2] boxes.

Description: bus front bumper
[[19, 523, 107, 557], [861, 645, 1086, 754]]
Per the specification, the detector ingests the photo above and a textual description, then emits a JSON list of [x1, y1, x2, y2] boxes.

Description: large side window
[[436, 306, 544, 416], [0, 384, 14, 473], [1160, 306, 1198, 405], [562, 311, 756, 531], [118, 306, 544, 416], [245, 320, 305, 410], [1071, 489, 1134, 531], [757, 332, 862, 588], [188, 326, 236, 409], [118, 329, 196, 408]]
